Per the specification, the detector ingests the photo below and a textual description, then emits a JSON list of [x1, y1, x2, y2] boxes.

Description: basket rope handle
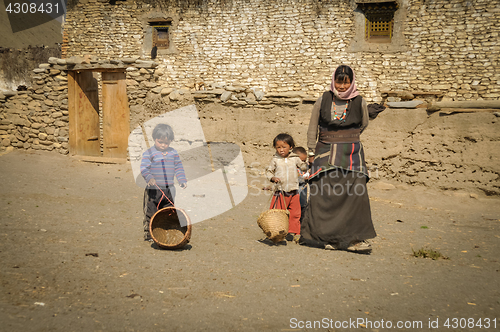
[[272, 184, 287, 210], [153, 183, 175, 209]]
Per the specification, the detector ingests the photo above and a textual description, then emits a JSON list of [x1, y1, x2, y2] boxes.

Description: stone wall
[[128, 93, 500, 197], [1, 55, 498, 196], [0, 46, 61, 92], [0, 66, 69, 154], [0, 54, 323, 155], [63, 0, 500, 102], [116, 77, 500, 197], [0, 56, 159, 154]]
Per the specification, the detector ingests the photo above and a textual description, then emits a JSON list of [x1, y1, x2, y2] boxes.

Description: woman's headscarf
[[330, 65, 359, 100]]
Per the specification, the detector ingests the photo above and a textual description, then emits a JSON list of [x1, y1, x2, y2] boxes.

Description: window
[[144, 15, 178, 57], [149, 20, 171, 49], [358, 2, 398, 43]]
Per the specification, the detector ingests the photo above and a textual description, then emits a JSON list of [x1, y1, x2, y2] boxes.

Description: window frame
[[149, 20, 172, 50], [358, 1, 398, 44], [365, 17, 393, 42], [349, 0, 407, 53]]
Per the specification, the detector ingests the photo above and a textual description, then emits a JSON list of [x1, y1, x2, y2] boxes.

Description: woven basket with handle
[[257, 189, 289, 243], [150, 206, 192, 249]]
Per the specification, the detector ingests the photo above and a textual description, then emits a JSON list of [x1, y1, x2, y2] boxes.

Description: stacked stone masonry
[[0, 65, 70, 154], [0, 56, 160, 154], [63, 0, 500, 102], [1, 55, 498, 196], [0, 55, 320, 154], [1, 0, 499, 196]]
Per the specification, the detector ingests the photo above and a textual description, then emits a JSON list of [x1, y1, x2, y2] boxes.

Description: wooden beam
[[410, 91, 444, 96], [381, 90, 444, 97], [67, 71, 76, 155], [437, 108, 500, 115], [70, 67, 127, 73], [428, 100, 500, 111]]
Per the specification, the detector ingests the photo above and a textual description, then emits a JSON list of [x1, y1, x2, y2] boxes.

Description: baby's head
[[293, 147, 307, 162], [152, 123, 174, 151], [273, 133, 295, 158]]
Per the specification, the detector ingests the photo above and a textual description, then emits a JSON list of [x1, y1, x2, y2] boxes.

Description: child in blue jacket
[[140, 123, 187, 241]]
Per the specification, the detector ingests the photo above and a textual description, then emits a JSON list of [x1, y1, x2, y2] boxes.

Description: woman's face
[[334, 77, 351, 93]]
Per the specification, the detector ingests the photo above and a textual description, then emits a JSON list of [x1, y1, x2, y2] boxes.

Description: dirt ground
[[0, 149, 499, 332]]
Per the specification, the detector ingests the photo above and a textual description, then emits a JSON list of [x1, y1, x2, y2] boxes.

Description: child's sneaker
[[285, 233, 295, 241], [293, 234, 301, 243], [258, 238, 285, 246]]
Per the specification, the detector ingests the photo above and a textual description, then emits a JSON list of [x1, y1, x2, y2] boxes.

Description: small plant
[[420, 225, 428, 229], [412, 247, 449, 260]]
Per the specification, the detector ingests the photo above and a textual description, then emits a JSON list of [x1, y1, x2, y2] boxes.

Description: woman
[[300, 65, 376, 253]]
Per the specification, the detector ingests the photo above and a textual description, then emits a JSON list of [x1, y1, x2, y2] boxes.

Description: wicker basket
[[149, 207, 192, 249], [257, 192, 289, 243]]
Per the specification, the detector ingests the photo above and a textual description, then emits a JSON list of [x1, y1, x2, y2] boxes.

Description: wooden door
[[102, 72, 130, 158], [68, 71, 100, 156]]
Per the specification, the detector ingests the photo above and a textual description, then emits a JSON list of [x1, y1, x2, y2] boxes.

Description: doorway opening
[[68, 70, 130, 160]]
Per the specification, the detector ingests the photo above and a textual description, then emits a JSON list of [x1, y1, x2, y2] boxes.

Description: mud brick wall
[[62, 0, 500, 102]]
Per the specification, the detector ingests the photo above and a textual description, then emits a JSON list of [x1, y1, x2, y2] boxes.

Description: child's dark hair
[[293, 146, 306, 155], [335, 65, 354, 83], [273, 133, 295, 148], [152, 123, 174, 141]]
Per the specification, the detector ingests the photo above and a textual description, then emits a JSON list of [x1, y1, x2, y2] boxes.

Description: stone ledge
[[37, 57, 159, 72], [381, 90, 444, 97]]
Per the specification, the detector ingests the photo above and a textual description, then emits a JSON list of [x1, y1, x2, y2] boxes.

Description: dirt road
[[0, 150, 499, 331]]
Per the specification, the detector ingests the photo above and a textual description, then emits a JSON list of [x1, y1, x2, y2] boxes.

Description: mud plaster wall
[[1, 54, 499, 195], [133, 94, 500, 196], [361, 109, 500, 196], [64, 0, 500, 102]]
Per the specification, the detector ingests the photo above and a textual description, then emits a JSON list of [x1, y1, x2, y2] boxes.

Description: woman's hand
[[148, 178, 156, 186], [270, 177, 281, 183], [308, 156, 315, 164], [180, 182, 187, 189]]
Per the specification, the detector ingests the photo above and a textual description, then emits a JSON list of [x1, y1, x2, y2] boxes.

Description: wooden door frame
[[67, 70, 100, 157], [68, 69, 130, 162], [102, 71, 130, 159]]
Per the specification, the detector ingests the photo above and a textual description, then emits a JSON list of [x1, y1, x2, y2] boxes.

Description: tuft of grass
[[420, 225, 428, 229], [412, 247, 449, 260]]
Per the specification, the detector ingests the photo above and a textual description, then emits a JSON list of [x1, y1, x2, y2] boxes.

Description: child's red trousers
[[270, 191, 301, 235]]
